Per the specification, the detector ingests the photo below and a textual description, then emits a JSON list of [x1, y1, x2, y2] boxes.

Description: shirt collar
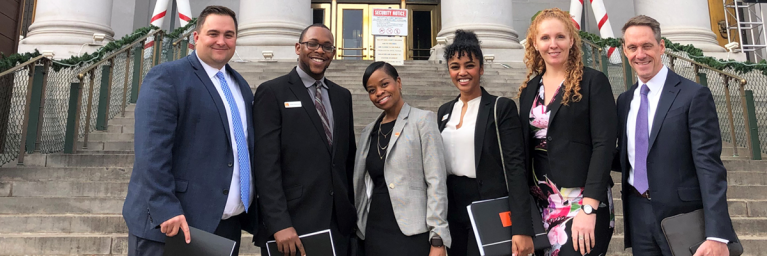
[[639, 65, 668, 93], [296, 64, 327, 89], [196, 52, 227, 79]]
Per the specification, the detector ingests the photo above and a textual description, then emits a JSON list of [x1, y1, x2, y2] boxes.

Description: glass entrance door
[[407, 4, 440, 60], [336, 4, 399, 60]]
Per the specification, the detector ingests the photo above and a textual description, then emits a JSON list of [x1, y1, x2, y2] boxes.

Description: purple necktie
[[634, 84, 650, 194]]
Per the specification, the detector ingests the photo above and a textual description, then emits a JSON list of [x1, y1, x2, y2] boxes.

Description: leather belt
[[629, 185, 651, 200]]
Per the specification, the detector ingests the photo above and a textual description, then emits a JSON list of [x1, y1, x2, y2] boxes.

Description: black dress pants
[[627, 191, 673, 256], [446, 175, 482, 256]]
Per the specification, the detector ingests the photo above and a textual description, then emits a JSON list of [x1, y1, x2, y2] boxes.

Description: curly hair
[[443, 29, 483, 68], [518, 8, 584, 106]]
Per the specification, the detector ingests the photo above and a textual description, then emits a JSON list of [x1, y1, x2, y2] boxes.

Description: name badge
[[284, 101, 302, 108], [442, 114, 450, 121]]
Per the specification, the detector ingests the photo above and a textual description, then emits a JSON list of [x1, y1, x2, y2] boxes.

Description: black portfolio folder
[[163, 226, 237, 256], [266, 229, 336, 256], [660, 209, 743, 256], [468, 196, 548, 256]]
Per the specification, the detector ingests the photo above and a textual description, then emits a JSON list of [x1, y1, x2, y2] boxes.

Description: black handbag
[[493, 97, 552, 251]]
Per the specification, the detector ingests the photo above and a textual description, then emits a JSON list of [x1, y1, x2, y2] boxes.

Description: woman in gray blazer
[[353, 62, 451, 256]]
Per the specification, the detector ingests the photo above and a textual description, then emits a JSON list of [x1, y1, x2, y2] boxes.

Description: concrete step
[[77, 141, 134, 151], [0, 197, 124, 214], [0, 167, 132, 182], [2, 181, 128, 198], [610, 185, 767, 200], [83, 133, 134, 142], [0, 233, 262, 255], [19, 154, 134, 168], [611, 199, 767, 218], [607, 235, 767, 256], [611, 216, 767, 237]]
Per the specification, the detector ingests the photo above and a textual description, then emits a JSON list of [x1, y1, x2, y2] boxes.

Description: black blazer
[[437, 88, 534, 237], [518, 67, 617, 202], [253, 67, 357, 244], [615, 69, 736, 247]]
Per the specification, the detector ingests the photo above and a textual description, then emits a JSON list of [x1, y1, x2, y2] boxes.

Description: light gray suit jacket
[[353, 103, 451, 247]]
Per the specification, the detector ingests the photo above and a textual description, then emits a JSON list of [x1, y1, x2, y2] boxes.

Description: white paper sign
[[375, 36, 406, 66], [372, 8, 408, 36]]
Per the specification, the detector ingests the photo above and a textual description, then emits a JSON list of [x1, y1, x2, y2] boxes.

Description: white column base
[[234, 45, 298, 61], [664, 26, 725, 52]]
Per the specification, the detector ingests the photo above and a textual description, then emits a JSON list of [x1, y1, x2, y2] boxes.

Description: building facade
[[16, 0, 752, 62]]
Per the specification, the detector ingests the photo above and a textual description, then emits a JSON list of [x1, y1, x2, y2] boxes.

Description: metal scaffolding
[[723, 0, 767, 61]]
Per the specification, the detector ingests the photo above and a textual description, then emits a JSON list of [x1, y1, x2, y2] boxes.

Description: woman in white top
[[436, 30, 535, 256]]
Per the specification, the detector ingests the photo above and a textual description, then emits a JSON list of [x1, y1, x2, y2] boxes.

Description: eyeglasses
[[299, 41, 336, 52]]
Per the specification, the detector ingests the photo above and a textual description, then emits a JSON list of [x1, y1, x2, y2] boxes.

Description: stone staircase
[[0, 60, 765, 255]]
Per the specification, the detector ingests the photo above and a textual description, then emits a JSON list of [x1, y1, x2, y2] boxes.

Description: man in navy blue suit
[[122, 6, 257, 256], [616, 15, 736, 256]]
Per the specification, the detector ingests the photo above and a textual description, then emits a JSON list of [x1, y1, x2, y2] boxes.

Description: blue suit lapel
[[648, 71, 681, 151], [189, 52, 231, 143]]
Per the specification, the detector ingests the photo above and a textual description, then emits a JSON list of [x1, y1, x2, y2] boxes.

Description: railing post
[[83, 70, 96, 149], [24, 63, 47, 153], [744, 89, 762, 160], [64, 80, 83, 154], [96, 59, 114, 131], [122, 50, 132, 117], [669, 56, 676, 72], [722, 75, 739, 157], [131, 44, 144, 103], [167, 39, 175, 63], [33, 60, 51, 152], [697, 66, 708, 88], [581, 43, 589, 67], [181, 39, 189, 59], [600, 51, 609, 75], [153, 32, 163, 66], [17, 63, 36, 165], [738, 83, 756, 159], [590, 48, 598, 70], [621, 51, 634, 91]]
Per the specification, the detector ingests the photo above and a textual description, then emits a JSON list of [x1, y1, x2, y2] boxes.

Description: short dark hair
[[196, 6, 238, 33], [299, 24, 332, 42], [362, 61, 399, 89], [622, 15, 662, 43], [444, 30, 483, 68]]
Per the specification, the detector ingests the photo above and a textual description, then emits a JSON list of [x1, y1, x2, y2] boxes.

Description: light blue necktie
[[215, 71, 250, 212]]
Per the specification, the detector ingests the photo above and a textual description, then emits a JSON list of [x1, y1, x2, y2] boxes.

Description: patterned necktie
[[215, 71, 250, 212], [633, 84, 650, 194], [314, 81, 333, 147]]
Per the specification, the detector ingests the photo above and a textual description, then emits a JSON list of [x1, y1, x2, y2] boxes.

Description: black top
[[518, 67, 618, 202], [366, 117, 396, 194]]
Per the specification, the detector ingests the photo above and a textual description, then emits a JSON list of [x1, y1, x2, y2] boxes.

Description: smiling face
[[623, 25, 666, 83], [448, 52, 484, 95], [296, 26, 335, 80], [366, 68, 403, 111], [533, 18, 574, 69], [193, 14, 237, 70]]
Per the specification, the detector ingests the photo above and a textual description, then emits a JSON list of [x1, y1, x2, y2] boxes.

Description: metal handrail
[[0, 55, 46, 78], [665, 51, 747, 86], [77, 30, 163, 79], [172, 29, 195, 46]]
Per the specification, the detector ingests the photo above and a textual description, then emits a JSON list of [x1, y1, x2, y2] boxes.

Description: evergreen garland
[[165, 18, 198, 40], [578, 31, 767, 76], [0, 25, 158, 74]]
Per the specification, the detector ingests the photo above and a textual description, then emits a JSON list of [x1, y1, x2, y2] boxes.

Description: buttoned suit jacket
[[615, 69, 737, 248], [123, 52, 259, 242]]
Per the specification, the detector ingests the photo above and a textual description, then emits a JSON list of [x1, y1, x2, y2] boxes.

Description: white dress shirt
[[626, 65, 727, 244], [196, 55, 255, 219], [442, 96, 481, 178]]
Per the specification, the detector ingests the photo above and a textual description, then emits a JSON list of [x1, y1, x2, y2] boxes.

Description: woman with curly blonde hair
[[517, 8, 617, 256]]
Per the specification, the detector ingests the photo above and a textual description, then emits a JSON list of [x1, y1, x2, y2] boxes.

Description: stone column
[[237, 0, 312, 60], [634, 0, 725, 53], [17, 0, 115, 59], [430, 0, 523, 62]]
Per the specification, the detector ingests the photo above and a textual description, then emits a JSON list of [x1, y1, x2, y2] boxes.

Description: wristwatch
[[582, 204, 595, 215], [430, 236, 444, 247]]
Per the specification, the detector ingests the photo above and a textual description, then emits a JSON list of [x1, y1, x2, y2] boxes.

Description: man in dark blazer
[[122, 6, 257, 255], [253, 24, 357, 256], [616, 15, 736, 256]]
